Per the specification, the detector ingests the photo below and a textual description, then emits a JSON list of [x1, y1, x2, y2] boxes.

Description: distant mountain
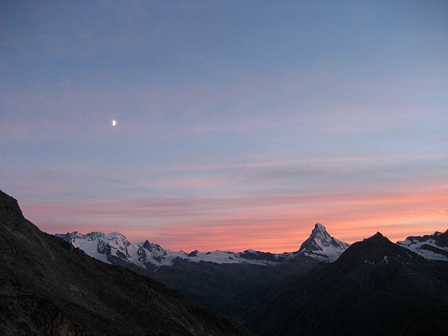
[[56, 230, 283, 266], [398, 230, 448, 261], [248, 232, 448, 336], [56, 223, 349, 325], [56, 222, 349, 268], [296, 222, 349, 262], [0, 190, 254, 336]]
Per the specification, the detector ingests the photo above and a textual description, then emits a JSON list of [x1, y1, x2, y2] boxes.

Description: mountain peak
[[361, 231, 387, 244], [372, 231, 384, 238], [297, 223, 349, 262], [365, 232, 394, 246], [337, 231, 420, 266], [314, 222, 326, 231]]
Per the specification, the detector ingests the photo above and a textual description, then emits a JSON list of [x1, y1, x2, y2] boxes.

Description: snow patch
[[397, 234, 448, 261]]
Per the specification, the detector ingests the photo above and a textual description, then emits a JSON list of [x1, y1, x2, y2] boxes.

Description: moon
[[112, 120, 117, 126]]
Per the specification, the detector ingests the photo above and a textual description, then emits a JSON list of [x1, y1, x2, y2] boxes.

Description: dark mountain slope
[[125, 255, 316, 325], [249, 232, 448, 336], [0, 190, 254, 336]]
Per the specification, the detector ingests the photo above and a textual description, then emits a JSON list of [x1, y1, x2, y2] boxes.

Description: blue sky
[[1, 1, 447, 252]]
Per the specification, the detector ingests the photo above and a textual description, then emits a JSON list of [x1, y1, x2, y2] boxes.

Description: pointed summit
[[336, 231, 421, 266], [299, 223, 349, 253], [314, 222, 326, 231], [297, 223, 349, 262]]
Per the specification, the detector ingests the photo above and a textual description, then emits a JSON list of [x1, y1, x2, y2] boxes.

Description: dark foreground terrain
[[0, 190, 254, 336]]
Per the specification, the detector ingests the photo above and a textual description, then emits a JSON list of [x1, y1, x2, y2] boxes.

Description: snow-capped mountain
[[296, 222, 350, 262], [55, 223, 349, 268], [397, 230, 448, 261], [56, 231, 189, 266]]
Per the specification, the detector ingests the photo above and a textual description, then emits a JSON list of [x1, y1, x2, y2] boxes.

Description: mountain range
[[55, 223, 448, 328], [2, 188, 448, 336], [55, 222, 350, 268], [56, 223, 448, 270]]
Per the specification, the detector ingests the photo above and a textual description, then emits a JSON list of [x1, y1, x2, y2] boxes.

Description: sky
[[1, 0, 447, 253]]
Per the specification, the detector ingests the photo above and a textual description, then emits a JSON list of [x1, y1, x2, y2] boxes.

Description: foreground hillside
[[0, 190, 254, 336]]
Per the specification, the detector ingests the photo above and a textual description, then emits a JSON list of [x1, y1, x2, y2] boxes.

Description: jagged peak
[[397, 229, 448, 260], [314, 222, 326, 231], [297, 223, 349, 262], [310, 223, 332, 240], [401, 230, 448, 247]]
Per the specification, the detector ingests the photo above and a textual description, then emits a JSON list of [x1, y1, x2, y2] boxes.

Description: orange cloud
[[21, 180, 447, 253]]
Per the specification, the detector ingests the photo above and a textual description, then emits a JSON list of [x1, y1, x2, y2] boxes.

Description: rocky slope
[[0, 190, 255, 336]]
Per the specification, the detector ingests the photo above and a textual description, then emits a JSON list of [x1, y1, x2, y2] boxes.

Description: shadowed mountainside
[[0, 190, 255, 336], [247, 232, 448, 336]]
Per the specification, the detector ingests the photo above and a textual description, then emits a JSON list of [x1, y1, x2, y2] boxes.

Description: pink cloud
[[20, 180, 447, 253]]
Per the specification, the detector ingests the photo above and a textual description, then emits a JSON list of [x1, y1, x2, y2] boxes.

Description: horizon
[[1, 1, 447, 254], [51, 221, 446, 255]]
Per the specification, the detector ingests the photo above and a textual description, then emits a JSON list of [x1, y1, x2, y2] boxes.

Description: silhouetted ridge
[[0, 189, 26, 223], [0, 189, 255, 336], [335, 231, 420, 266]]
